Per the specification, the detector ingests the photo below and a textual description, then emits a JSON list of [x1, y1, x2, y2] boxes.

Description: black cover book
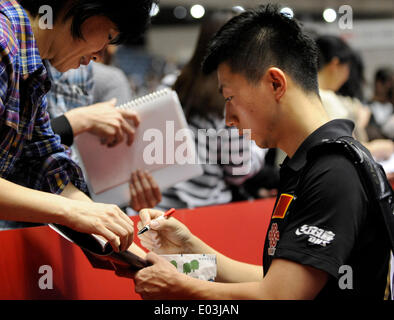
[[49, 223, 150, 271]]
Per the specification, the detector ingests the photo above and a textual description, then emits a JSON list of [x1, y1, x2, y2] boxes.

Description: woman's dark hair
[[315, 35, 353, 71], [18, 0, 156, 44], [337, 50, 365, 102], [173, 10, 236, 120]]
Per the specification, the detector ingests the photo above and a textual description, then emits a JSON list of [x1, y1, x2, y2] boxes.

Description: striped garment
[[45, 62, 94, 119], [45, 61, 93, 163], [155, 113, 266, 210], [0, 0, 86, 196]]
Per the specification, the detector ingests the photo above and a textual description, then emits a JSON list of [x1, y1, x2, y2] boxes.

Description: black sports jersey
[[263, 119, 390, 299]]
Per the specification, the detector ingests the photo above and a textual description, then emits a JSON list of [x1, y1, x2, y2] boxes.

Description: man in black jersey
[[127, 5, 391, 299]]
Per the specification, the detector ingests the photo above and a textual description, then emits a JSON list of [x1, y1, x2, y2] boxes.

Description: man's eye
[[108, 34, 113, 41], [225, 96, 233, 103]]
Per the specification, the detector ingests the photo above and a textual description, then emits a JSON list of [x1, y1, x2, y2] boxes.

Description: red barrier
[[0, 198, 274, 299]]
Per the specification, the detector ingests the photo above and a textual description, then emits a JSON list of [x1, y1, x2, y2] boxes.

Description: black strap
[[297, 136, 394, 252]]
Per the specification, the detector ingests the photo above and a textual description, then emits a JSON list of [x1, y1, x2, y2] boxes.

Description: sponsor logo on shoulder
[[295, 224, 335, 247]]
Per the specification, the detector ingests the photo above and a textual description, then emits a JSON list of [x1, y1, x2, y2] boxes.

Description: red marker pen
[[137, 208, 175, 235]]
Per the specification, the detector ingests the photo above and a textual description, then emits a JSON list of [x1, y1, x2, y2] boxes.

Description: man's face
[[50, 16, 119, 72], [217, 63, 279, 149]]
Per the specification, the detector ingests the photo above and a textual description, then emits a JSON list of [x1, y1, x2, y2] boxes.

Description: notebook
[[74, 89, 203, 208], [49, 224, 151, 271]]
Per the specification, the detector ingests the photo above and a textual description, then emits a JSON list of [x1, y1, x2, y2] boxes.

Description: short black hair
[[315, 35, 353, 70], [18, 0, 157, 44], [374, 67, 394, 84], [202, 4, 319, 95]]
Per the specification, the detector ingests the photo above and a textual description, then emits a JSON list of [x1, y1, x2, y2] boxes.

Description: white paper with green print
[[160, 254, 217, 281]]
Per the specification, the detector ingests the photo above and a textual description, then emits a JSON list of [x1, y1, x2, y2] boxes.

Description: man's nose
[[225, 111, 237, 128], [224, 105, 235, 127], [91, 48, 106, 63]]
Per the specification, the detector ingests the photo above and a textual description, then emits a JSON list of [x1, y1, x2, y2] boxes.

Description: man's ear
[[266, 67, 287, 101]]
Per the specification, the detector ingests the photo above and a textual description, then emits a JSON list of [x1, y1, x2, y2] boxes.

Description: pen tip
[[138, 227, 148, 235]]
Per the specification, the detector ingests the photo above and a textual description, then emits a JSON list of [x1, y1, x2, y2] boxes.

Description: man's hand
[[129, 170, 162, 211], [65, 98, 140, 147], [134, 252, 185, 300], [61, 199, 135, 253], [137, 209, 193, 254]]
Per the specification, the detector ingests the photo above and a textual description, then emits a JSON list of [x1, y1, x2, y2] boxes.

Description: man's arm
[[133, 209, 328, 299], [135, 253, 327, 299], [200, 258, 327, 299], [185, 234, 263, 283], [137, 209, 263, 283]]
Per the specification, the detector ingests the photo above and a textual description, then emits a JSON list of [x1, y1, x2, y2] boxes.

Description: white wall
[[147, 25, 200, 65]]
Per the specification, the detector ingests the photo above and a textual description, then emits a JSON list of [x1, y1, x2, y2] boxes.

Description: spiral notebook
[[74, 89, 203, 208]]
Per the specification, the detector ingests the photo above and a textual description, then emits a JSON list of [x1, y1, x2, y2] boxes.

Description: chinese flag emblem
[[272, 194, 294, 219]]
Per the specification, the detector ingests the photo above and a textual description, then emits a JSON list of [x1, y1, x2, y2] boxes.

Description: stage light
[[323, 8, 337, 23], [174, 6, 187, 19], [190, 4, 205, 19], [150, 3, 160, 17], [232, 6, 245, 14], [280, 7, 294, 18]]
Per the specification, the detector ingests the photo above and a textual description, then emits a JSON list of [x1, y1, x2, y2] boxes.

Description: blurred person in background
[[336, 50, 366, 103], [92, 45, 134, 106], [316, 35, 394, 161], [368, 67, 394, 140], [370, 67, 394, 127]]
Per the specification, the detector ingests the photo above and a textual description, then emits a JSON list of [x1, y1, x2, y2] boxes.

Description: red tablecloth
[[0, 198, 274, 299]]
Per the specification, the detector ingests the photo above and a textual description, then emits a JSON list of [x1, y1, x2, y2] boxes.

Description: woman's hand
[[61, 199, 134, 253], [129, 170, 162, 211]]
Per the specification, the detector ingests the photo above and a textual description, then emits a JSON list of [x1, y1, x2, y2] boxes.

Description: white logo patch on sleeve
[[295, 224, 335, 247]]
